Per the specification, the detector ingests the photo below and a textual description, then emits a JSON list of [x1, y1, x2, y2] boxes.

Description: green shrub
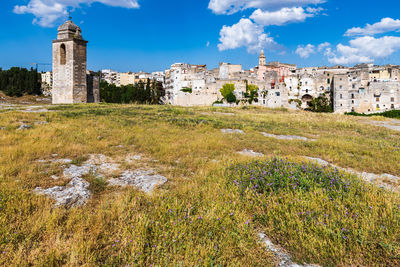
[[180, 87, 192, 93], [220, 84, 236, 103]]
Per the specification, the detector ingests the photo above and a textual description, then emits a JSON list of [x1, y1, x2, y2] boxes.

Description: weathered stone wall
[[86, 72, 100, 103], [333, 73, 400, 114], [52, 41, 74, 104], [52, 39, 88, 104]]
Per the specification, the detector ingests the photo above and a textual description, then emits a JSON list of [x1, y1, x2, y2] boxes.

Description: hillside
[[0, 104, 400, 266]]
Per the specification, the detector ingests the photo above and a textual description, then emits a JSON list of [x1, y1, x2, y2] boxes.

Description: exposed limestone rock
[[22, 106, 51, 113], [305, 157, 399, 191], [35, 153, 167, 206], [63, 164, 97, 179], [109, 170, 167, 193], [367, 119, 400, 132], [214, 112, 235, 116], [258, 233, 319, 267], [221, 128, 244, 134], [34, 177, 91, 207], [305, 157, 329, 166], [17, 124, 32, 130], [125, 154, 142, 163], [85, 154, 120, 175], [238, 149, 265, 157], [262, 132, 313, 141], [34, 121, 48, 125], [52, 158, 73, 164]]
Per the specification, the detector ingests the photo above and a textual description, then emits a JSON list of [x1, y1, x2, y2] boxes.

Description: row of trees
[[100, 79, 165, 104], [0, 67, 41, 97]]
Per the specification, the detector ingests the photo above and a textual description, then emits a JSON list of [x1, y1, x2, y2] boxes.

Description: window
[[327, 79, 330, 84], [340, 94, 342, 99], [339, 85, 342, 89], [391, 104, 395, 109], [352, 100, 354, 104], [391, 97, 395, 102], [275, 92, 280, 96], [60, 44, 66, 65], [351, 94, 354, 99], [376, 97, 380, 102], [376, 104, 380, 109]]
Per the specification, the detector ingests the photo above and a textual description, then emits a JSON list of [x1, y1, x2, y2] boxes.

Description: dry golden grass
[[0, 104, 399, 266]]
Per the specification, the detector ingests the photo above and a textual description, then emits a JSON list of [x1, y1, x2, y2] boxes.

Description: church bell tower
[[52, 19, 88, 104], [259, 50, 266, 67]]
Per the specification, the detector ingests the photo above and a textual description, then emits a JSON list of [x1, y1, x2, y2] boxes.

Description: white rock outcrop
[[262, 132, 313, 141], [109, 170, 167, 193], [221, 129, 244, 134], [34, 178, 91, 207], [259, 233, 320, 267], [238, 149, 265, 157], [305, 157, 399, 191]]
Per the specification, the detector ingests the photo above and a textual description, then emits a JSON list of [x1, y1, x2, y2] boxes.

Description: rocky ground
[[34, 153, 167, 207]]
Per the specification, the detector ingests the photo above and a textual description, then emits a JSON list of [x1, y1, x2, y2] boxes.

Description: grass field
[[1, 104, 400, 266]]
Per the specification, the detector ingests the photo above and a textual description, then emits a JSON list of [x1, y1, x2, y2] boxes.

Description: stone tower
[[52, 19, 88, 104], [259, 50, 266, 67]]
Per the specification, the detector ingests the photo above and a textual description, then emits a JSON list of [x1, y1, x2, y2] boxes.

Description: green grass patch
[[346, 110, 400, 119], [227, 158, 400, 266]]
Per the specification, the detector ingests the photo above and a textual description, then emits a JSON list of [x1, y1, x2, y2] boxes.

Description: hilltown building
[[100, 70, 165, 87], [333, 68, 400, 113], [47, 42, 400, 113], [41, 71, 52, 96], [160, 52, 400, 113], [52, 19, 99, 104]]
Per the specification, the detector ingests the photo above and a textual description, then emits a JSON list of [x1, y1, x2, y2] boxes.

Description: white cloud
[[250, 7, 319, 26], [218, 18, 278, 53], [208, 0, 325, 15], [345, 18, 400, 36], [327, 36, 400, 64], [317, 42, 330, 52], [14, 0, 139, 27], [296, 44, 316, 58]]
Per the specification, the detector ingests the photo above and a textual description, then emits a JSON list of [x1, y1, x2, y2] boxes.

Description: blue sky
[[1, 0, 400, 72]]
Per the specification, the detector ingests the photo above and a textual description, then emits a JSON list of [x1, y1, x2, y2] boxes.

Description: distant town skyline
[[1, 0, 400, 72]]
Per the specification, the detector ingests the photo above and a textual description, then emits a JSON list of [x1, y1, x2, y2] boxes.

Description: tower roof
[[259, 50, 265, 58], [57, 19, 83, 40], [58, 20, 80, 32]]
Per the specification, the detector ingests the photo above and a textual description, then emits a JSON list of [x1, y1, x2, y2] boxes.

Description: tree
[[225, 92, 237, 103], [99, 79, 165, 104], [220, 83, 236, 103], [308, 94, 333, 113], [246, 84, 258, 104], [0, 67, 41, 97]]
